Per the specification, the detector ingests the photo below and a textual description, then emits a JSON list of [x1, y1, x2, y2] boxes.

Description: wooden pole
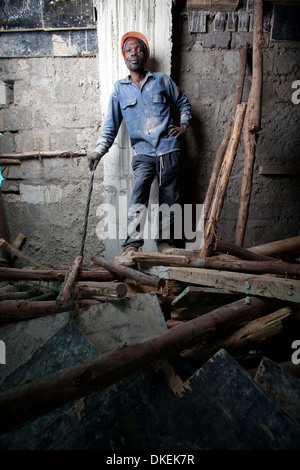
[[248, 0, 263, 134], [200, 103, 247, 256], [91, 254, 165, 289], [76, 281, 128, 299], [0, 238, 47, 269], [0, 191, 13, 266], [235, 0, 263, 246], [248, 236, 300, 258], [202, 45, 248, 227], [0, 159, 21, 165], [56, 255, 82, 307], [0, 150, 86, 160], [0, 296, 276, 434]]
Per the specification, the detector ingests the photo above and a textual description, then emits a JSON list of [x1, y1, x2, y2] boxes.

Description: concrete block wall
[[0, 55, 105, 267], [172, 5, 300, 248]]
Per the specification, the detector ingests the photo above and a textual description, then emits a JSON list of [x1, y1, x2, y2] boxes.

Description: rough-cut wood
[[259, 165, 300, 176], [56, 255, 82, 306], [132, 251, 300, 277], [0, 238, 47, 269], [0, 266, 116, 282], [214, 238, 274, 261], [201, 103, 247, 256], [132, 252, 204, 268], [248, 236, 300, 258], [0, 191, 13, 266], [0, 150, 86, 160], [187, 0, 239, 11], [182, 306, 294, 363], [76, 281, 128, 299], [0, 296, 275, 434], [0, 288, 42, 301], [235, 109, 256, 247], [91, 254, 165, 289], [235, 0, 263, 247], [202, 46, 248, 227], [146, 266, 300, 303], [0, 159, 21, 165], [248, 361, 300, 379], [8, 233, 27, 266], [204, 256, 300, 277]]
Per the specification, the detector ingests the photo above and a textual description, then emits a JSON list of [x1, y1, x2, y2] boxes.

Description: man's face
[[124, 38, 147, 73]]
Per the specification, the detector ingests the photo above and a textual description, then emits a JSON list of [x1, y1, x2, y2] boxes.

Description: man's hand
[[87, 151, 101, 171], [168, 123, 188, 139]]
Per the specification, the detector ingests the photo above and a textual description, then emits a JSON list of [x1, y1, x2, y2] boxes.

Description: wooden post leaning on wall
[[200, 103, 247, 257], [235, 0, 263, 247]]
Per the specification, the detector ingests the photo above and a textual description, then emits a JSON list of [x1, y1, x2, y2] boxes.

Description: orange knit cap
[[121, 31, 150, 60]]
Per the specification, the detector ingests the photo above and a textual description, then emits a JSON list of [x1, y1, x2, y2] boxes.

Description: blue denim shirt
[[95, 71, 192, 157]]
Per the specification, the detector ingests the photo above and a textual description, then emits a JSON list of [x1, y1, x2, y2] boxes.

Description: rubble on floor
[[0, 234, 299, 449]]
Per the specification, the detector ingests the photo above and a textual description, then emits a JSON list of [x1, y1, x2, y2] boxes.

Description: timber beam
[[145, 266, 300, 304]]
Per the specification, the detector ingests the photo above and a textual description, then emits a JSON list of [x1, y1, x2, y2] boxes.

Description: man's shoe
[[157, 243, 175, 253], [114, 246, 139, 267]]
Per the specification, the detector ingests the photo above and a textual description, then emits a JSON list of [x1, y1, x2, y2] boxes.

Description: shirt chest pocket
[[151, 94, 168, 117], [121, 98, 138, 122]]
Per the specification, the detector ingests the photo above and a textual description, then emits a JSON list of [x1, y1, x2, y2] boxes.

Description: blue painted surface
[[0, 168, 4, 187]]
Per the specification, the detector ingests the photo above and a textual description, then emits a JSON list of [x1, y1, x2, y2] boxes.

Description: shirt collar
[[120, 70, 154, 84]]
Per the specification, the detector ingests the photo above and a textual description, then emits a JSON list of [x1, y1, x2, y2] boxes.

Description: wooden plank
[[259, 165, 300, 175], [0, 298, 276, 435], [147, 266, 300, 303]]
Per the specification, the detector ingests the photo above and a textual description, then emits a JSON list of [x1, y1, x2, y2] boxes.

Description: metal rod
[[80, 170, 94, 258]]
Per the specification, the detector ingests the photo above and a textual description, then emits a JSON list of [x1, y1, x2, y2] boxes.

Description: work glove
[[87, 151, 101, 171], [168, 123, 188, 139]]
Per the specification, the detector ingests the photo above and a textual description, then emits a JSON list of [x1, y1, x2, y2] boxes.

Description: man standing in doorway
[[87, 31, 192, 262]]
